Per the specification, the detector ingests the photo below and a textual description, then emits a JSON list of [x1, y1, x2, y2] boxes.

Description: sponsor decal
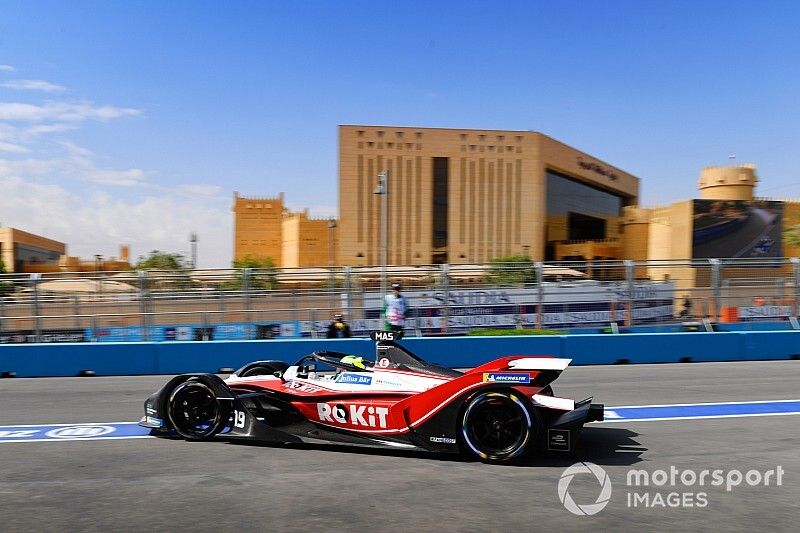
[[0, 423, 152, 444], [336, 373, 373, 385], [317, 403, 390, 428], [0, 329, 86, 344], [0, 429, 40, 438], [374, 378, 404, 388], [378, 358, 391, 368], [482, 372, 531, 384], [284, 381, 323, 393], [429, 436, 457, 444], [45, 425, 116, 439], [145, 416, 163, 427], [548, 429, 571, 451]]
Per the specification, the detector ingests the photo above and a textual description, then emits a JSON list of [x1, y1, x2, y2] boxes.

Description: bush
[[468, 328, 561, 336], [487, 254, 535, 285]]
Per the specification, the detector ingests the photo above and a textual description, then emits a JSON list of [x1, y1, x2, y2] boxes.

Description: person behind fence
[[326, 314, 352, 338], [382, 282, 409, 332], [680, 295, 693, 318]]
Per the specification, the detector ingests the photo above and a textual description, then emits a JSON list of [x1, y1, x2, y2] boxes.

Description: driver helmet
[[340, 355, 367, 370]]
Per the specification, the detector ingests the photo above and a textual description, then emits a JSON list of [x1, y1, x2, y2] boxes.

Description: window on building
[[545, 170, 626, 257], [432, 157, 449, 252]]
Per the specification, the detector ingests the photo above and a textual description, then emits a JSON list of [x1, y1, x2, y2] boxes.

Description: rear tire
[[167, 380, 228, 440], [460, 391, 537, 463]]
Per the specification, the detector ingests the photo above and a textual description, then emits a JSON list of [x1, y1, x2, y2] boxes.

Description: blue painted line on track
[[603, 400, 800, 422], [2, 400, 800, 443], [0, 422, 152, 443]]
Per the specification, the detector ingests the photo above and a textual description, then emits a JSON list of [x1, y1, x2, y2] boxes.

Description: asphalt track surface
[[1, 361, 798, 532]]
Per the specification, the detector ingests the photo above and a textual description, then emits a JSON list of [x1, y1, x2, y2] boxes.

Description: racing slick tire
[[459, 390, 538, 463], [166, 379, 231, 441]]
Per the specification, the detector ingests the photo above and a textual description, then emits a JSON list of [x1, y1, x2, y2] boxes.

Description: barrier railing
[[1, 258, 798, 343]]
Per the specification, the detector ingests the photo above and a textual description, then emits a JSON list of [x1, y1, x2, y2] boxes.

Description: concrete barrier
[[0, 331, 798, 377]]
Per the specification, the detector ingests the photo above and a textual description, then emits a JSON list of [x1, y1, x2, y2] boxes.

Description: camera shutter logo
[[558, 462, 613, 516]]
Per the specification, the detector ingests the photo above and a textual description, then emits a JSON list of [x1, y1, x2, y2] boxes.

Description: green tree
[[0, 259, 15, 297], [134, 250, 188, 271], [784, 224, 800, 247], [133, 250, 191, 291], [226, 256, 278, 290], [487, 254, 535, 285]]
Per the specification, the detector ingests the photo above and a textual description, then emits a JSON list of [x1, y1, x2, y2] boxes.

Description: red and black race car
[[140, 332, 603, 463]]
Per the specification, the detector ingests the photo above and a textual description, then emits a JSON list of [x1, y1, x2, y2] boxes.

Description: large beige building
[[233, 193, 337, 268], [232, 192, 287, 265], [282, 210, 337, 268], [337, 125, 639, 265], [0, 227, 66, 273], [622, 164, 800, 291]]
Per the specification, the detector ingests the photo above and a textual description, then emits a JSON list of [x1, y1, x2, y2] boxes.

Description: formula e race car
[[140, 332, 603, 463]]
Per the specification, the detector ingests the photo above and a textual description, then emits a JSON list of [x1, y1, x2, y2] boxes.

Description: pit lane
[[0, 360, 797, 532]]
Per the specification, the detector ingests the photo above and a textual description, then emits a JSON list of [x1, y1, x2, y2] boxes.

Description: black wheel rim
[[168, 382, 221, 439], [463, 393, 531, 460]]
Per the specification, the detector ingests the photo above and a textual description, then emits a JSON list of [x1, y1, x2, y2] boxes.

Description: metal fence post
[[709, 258, 721, 321], [329, 267, 336, 313], [792, 258, 800, 318], [30, 273, 42, 342], [624, 260, 634, 327], [243, 268, 252, 325], [441, 263, 450, 334], [73, 295, 81, 330], [343, 266, 352, 317], [138, 271, 149, 342], [535, 262, 544, 329]]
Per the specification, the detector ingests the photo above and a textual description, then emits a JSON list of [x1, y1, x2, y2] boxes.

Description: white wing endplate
[[507, 358, 572, 371]]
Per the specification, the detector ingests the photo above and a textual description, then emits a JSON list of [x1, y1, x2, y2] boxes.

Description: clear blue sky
[[1, 1, 799, 267]]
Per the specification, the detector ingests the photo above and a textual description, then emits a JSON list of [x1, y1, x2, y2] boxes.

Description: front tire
[[460, 391, 536, 463], [167, 380, 229, 440]]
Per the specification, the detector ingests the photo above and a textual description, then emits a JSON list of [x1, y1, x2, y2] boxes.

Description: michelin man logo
[[558, 462, 612, 516]]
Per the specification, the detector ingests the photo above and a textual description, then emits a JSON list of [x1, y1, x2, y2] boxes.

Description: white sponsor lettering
[[0, 430, 39, 438], [333, 405, 348, 423], [317, 403, 333, 422], [316, 403, 389, 428], [350, 405, 368, 426]]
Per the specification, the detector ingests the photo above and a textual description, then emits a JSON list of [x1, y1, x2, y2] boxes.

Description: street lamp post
[[328, 217, 337, 312], [374, 170, 389, 297]]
